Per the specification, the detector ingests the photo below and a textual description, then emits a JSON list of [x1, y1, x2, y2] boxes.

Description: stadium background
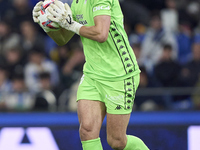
[[0, 0, 200, 150]]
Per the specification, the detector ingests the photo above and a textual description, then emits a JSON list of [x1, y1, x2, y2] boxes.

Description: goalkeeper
[[33, 0, 149, 150]]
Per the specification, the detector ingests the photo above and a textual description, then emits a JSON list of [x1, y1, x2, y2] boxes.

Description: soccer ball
[[38, 0, 61, 31]]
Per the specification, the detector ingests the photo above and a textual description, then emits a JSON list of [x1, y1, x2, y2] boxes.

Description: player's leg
[[78, 100, 106, 150], [96, 74, 149, 150], [106, 113, 129, 149], [78, 99, 106, 140], [77, 75, 106, 150], [107, 113, 149, 150]]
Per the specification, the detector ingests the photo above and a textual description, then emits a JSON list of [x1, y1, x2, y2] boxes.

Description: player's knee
[[107, 136, 126, 150], [79, 122, 94, 138]]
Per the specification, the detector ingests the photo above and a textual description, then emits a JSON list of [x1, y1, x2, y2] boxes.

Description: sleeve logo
[[93, 6, 110, 12]]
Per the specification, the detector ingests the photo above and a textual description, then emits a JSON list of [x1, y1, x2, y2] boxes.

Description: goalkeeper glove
[[47, 0, 83, 35], [32, 0, 58, 32], [32, 1, 43, 23]]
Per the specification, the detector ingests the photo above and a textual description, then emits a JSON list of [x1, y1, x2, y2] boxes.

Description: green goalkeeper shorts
[[77, 74, 140, 114]]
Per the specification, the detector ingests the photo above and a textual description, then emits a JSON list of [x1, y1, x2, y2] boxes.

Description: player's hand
[[47, 1, 72, 29], [32, 1, 43, 23], [47, 0, 83, 35]]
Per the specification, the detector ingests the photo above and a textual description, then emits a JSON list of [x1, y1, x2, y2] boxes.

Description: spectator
[[34, 72, 57, 111], [131, 43, 143, 66], [2, 0, 200, 112], [134, 0, 165, 10], [39, 72, 54, 91], [141, 13, 178, 73], [161, 0, 178, 32], [54, 43, 84, 89], [154, 45, 192, 110], [0, 21, 20, 54], [180, 42, 200, 87], [154, 44, 181, 87], [50, 45, 71, 69], [129, 23, 146, 45], [178, 1, 199, 29], [37, 71, 64, 100], [2, 73, 35, 111], [176, 22, 192, 64], [24, 49, 59, 92], [135, 66, 165, 111], [4, 46, 25, 79], [0, 64, 12, 93], [186, 1, 200, 28], [120, 0, 150, 28], [20, 21, 45, 52], [6, 0, 32, 32], [62, 43, 84, 75], [0, 0, 12, 21]]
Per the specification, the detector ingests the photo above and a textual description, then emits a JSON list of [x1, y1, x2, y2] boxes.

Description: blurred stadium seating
[[0, 0, 200, 112]]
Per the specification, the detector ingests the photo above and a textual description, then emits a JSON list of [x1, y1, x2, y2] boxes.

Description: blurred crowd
[[0, 0, 200, 112]]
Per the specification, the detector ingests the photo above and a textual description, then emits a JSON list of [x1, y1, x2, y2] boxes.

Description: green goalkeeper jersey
[[71, 0, 140, 81]]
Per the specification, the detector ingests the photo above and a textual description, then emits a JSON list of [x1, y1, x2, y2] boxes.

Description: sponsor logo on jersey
[[93, 6, 110, 12], [76, 14, 83, 20], [76, 14, 88, 25], [79, 20, 88, 25]]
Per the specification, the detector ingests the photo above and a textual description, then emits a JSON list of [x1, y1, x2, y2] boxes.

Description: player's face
[[151, 17, 162, 30]]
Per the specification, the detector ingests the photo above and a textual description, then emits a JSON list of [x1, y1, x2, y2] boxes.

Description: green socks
[[81, 137, 103, 150], [123, 135, 149, 150], [81, 136, 148, 150]]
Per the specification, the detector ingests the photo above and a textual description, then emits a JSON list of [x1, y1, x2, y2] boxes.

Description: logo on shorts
[[115, 105, 122, 110], [106, 95, 124, 101]]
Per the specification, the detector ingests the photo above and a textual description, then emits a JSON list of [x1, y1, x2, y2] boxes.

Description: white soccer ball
[[38, 0, 61, 31]]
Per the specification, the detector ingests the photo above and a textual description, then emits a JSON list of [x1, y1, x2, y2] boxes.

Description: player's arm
[[32, 1, 74, 46], [47, 1, 110, 43], [47, 28, 75, 46], [79, 15, 110, 43]]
